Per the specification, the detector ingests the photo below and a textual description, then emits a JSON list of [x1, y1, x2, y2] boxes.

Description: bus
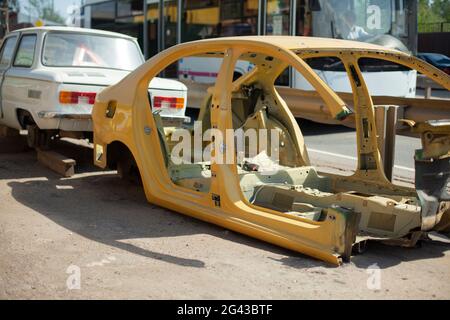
[[82, 0, 418, 98], [177, 0, 418, 98]]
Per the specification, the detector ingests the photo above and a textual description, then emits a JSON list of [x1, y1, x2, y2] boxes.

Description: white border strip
[[308, 148, 415, 173]]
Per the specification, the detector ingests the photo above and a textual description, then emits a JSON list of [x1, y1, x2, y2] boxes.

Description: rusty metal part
[[374, 106, 399, 181], [409, 120, 450, 160], [434, 206, 450, 233], [380, 231, 424, 247], [404, 120, 450, 231]]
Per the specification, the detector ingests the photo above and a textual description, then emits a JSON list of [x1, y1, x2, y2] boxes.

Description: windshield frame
[[41, 31, 145, 71]]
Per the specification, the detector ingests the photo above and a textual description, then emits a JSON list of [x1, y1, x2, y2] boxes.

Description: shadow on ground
[[0, 137, 99, 179], [1, 138, 449, 270]]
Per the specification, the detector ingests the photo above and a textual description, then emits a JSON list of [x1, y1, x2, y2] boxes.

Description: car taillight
[[59, 91, 96, 104], [153, 96, 184, 109]]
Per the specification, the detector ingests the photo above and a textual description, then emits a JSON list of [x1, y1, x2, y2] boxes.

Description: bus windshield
[[312, 0, 410, 52]]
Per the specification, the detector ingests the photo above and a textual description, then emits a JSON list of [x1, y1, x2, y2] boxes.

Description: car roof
[[192, 35, 406, 54], [7, 26, 136, 40]]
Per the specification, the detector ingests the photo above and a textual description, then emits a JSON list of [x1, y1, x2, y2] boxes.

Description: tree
[[431, 0, 450, 21], [26, 0, 64, 24], [0, 0, 20, 12], [0, 0, 20, 34], [418, 0, 444, 25]]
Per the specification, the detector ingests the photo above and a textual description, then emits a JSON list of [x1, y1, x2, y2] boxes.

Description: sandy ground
[[1, 139, 450, 299]]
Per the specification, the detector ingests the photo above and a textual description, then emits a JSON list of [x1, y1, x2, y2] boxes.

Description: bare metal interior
[[151, 51, 431, 245]]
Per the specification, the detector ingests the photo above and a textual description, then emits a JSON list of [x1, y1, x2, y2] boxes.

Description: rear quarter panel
[[1, 72, 59, 130]]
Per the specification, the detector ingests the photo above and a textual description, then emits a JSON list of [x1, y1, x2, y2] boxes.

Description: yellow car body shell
[[92, 36, 450, 265]]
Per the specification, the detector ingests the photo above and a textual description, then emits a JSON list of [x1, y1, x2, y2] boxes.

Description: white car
[[0, 27, 187, 148]]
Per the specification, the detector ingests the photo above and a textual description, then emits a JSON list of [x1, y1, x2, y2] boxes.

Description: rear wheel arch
[[106, 141, 142, 184], [17, 109, 56, 149], [106, 141, 130, 168], [16, 109, 36, 129]]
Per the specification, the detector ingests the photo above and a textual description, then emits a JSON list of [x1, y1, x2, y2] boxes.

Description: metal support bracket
[[374, 105, 401, 181]]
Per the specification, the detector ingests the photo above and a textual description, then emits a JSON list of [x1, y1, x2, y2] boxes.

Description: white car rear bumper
[[37, 111, 92, 131]]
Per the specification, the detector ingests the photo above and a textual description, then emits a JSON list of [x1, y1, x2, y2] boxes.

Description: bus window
[[219, 0, 258, 36], [181, 0, 258, 42], [310, 0, 410, 53], [295, 0, 313, 36], [294, 56, 352, 94], [268, 0, 294, 87], [357, 57, 416, 98], [358, 57, 447, 100], [266, 0, 291, 35], [178, 56, 253, 85]]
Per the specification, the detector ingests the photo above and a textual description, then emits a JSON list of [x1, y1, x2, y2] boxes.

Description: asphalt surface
[[301, 86, 450, 183], [0, 98, 448, 299], [1, 148, 450, 299], [299, 120, 420, 183]]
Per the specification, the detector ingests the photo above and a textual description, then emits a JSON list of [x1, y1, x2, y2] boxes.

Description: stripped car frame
[[93, 36, 450, 265]]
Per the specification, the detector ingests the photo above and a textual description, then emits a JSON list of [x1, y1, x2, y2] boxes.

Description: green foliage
[[431, 0, 450, 21], [418, 0, 449, 24], [419, 0, 442, 24]]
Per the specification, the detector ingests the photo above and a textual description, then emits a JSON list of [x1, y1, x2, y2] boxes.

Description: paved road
[[1, 149, 449, 299], [299, 120, 420, 183], [298, 87, 450, 182]]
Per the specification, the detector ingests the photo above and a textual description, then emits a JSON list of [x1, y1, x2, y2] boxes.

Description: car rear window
[[42, 32, 144, 71]]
